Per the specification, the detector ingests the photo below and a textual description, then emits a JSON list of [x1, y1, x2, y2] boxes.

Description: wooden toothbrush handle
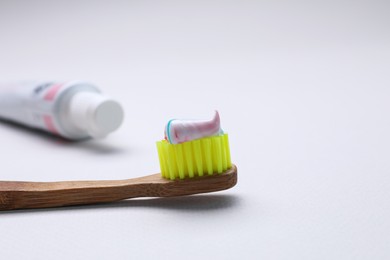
[[0, 165, 237, 210], [0, 177, 153, 211]]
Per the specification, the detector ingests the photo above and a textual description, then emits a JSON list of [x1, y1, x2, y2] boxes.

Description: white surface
[[0, 0, 390, 259]]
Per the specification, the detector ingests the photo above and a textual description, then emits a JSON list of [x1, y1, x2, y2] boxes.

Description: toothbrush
[[0, 111, 237, 211]]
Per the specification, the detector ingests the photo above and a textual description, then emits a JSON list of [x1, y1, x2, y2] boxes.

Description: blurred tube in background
[[0, 81, 124, 140]]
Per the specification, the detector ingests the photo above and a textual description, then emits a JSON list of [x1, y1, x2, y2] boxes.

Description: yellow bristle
[[183, 142, 194, 178], [221, 135, 228, 170], [156, 142, 167, 178], [166, 144, 177, 180], [193, 139, 204, 177], [156, 134, 232, 180], [224, 134, 232, 168], [213, 137, 223, 173], [175, 144, 185, 179], [202, 138, 213, 175]]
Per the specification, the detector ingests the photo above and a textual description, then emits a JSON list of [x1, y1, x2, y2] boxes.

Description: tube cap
[[68, 91, 124, 138]]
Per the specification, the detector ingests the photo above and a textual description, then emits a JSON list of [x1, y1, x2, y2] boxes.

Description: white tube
[[0, 81, 124, 140]]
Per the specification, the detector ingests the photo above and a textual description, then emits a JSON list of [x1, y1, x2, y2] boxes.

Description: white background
[[0, 0, 389, 259]]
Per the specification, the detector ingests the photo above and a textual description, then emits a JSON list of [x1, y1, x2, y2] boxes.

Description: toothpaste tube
[[0, 81, 124, 140]]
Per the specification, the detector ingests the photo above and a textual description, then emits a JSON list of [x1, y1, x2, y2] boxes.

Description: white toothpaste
[[164, 110, 223, 144], [0, 81, 124, 140]]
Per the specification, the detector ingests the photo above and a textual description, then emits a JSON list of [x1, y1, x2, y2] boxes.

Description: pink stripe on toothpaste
[[43, 115, 59, 135], [44, 83, 63, 101]]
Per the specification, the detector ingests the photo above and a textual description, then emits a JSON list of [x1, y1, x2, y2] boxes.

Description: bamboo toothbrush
[[0, 111, 237, 211]]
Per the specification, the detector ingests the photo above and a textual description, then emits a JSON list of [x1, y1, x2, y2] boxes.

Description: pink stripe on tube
[[44, 83, 63, 101], [43, 115, 59, 135]]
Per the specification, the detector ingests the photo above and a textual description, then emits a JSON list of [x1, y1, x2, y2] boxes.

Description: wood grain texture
[[0, 164, 237, 210]]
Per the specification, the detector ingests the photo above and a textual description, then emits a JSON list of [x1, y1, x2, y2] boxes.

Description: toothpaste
[[164, 110, 223, 144], [0, 81, 124, 140]]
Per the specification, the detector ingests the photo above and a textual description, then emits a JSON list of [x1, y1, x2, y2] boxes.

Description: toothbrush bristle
[[156, 134, 232, 180]]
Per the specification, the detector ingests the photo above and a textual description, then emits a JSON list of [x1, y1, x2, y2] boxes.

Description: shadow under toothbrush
[[0, 194, 241, 215], [0, 118, 126, 155]]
